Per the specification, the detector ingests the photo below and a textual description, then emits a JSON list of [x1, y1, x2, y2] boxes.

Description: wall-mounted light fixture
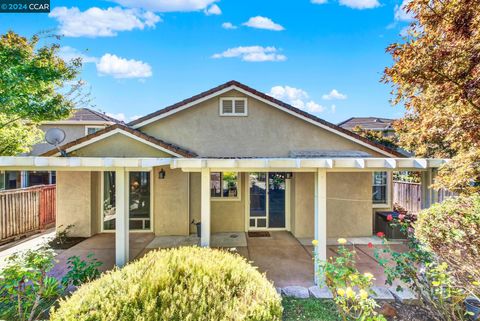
[[286, 172, 293, 179], [158, 168, 166, 179]]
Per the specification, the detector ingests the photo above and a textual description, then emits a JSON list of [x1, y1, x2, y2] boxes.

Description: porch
[[48, 231, 407, 288]]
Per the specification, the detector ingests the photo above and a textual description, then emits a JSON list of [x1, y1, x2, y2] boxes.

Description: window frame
[[219, 97, 248, 116], [372, 171, 391, 208], [210, 171, 242, 201], [85, 126, 105, 136], [100, 170, 154, 232]]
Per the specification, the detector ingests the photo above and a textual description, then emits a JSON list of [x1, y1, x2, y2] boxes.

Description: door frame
[[244, 172, 291, 231]]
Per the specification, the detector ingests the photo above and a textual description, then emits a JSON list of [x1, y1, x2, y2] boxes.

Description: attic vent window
[[220, 98, 248, 116]]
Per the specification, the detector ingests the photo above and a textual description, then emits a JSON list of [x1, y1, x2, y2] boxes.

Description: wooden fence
[[393, 181, 422, 214], [0, 185, 56, 243]]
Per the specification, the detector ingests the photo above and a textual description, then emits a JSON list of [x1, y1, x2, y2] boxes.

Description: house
[[338, 117, 396, 137], [0, 108, 119, 190], [0, 81, 444, 273]]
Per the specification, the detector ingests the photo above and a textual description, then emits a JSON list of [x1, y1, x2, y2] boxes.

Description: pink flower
[[368, 242, 374, 249], [398, 214, 405, 221], [377, 232, 385, 238], [387, 214, 393, 221]]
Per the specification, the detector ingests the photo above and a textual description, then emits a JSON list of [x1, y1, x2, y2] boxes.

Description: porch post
[[421, 169, 433, 209], [115, 168, 129, 267], [314, 169, 327, 285], [200, 168, 211, 247]]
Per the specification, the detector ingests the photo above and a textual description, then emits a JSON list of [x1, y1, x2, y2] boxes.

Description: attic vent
[[220, 97, 248, 116]]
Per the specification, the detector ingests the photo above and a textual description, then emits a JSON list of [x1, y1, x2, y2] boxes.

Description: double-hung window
[[210, 172, 240, 200], [372, 171, 389, 207]]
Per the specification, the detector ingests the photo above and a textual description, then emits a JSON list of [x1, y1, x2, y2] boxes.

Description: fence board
[[0, 185, 56, 242], [393, 181, 422, 214]]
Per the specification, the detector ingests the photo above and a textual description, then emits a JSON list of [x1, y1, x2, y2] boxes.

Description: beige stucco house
[[0, 81, 445, 269]]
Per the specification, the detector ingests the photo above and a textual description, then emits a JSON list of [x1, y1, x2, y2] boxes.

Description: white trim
[[115, 168, 129, 267], [314, 169, 327, 284], [219, 97, 248, 116], [51, 128, 183, 158], [200, 168, 211, 247], [85, 126, 105, 136], [372, 171, 392, 209], [131, 84, 397, 157]]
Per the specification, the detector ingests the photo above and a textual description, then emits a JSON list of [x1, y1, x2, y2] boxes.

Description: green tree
[[0, 31, 83, 155], [383, 0, 480, 194]]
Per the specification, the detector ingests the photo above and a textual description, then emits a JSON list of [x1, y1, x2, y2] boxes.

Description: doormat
[[248, 231, 271, 238]]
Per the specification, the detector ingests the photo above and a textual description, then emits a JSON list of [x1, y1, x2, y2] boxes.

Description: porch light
[[286, 172, 293, 179], [158, 168, 166, 179]]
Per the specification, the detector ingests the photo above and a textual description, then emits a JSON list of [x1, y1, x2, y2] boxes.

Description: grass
[[282, 298, 342, 321]]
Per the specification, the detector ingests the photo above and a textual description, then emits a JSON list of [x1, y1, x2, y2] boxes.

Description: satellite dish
[[45, 128, 68, 157], [45, 128, 66, 146]]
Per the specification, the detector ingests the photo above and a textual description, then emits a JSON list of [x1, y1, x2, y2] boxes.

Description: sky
[[0, 0, 412, 124]]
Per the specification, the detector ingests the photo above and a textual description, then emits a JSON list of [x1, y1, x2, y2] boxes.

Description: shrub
[[415, 194, 480, 296], [50, 247, 282, 321]]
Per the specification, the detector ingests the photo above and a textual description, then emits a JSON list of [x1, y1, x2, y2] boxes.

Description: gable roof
[[41, 124, 197, 158], [338, 117, 395, 131], [129, 80, 404, 158], [42, 108, 122, 125]]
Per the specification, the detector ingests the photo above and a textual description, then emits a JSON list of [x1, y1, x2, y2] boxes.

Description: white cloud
[[222, 22, 237, 29], [212, 46, 286, 62], [49, 6, 160, 37], [58, 46, 98, 63], [331, 104, 337, 113], [394, 0, 413, 21], [243, 16, 285, 31], [322, 89, 347, 100], [339, 0, 380, 9], [311, 0, 328, 3], [96, 54, 152, 79], [269, 86, 325, 114], [109, 0, 217, 12], [106, 112, 126, 122], [204, 4, 221, 15]]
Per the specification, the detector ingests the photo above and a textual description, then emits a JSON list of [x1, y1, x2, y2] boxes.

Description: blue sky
[[0, 0, 411, 124]]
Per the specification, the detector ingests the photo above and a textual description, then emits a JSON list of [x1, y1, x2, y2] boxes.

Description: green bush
[[415, 194, 480, 296], [50, 247, 282, 321]]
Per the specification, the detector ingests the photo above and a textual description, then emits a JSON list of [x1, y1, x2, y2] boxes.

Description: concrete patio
[[43, 231, 407, 288]]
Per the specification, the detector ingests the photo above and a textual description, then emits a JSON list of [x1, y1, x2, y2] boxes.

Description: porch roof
[[0, 156, 448, 171]]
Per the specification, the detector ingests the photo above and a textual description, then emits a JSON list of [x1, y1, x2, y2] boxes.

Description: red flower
[[398, 214, 405, 221], [386, 214, 393, 221], [377, 232, 385, 238], [367, 242, 374, 248]]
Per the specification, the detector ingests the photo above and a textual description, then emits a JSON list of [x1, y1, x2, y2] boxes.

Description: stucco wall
[[153, 166, 190, 236], [189, 172, 245, 233], [30, 124, 90, 156], [56, 171, 94, 237], [291, 172, 373, 239], [140, 90, 385, 158], [71, 133, 172, 158]]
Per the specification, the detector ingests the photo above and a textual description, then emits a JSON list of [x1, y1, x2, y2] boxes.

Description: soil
[[379, 301, 441, 321], [48, 237, 86, 249]]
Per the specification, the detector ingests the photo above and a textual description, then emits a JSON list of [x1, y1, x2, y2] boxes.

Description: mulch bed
[[48, 237, 87, 250], [379, 301, 440, 321]]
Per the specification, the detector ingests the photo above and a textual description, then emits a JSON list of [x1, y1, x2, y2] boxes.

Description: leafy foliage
[[0, 31, 84, 155], [61, 254, 102, 287], [383, 0, 480, 194], [50, 247, 283, 321], [415, 194, 480, 297], [316, 239, 386, 321], [351, 126, 398, 150]]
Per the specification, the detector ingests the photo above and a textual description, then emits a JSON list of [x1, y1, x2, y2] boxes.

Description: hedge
[[50, 247, 282, 321]]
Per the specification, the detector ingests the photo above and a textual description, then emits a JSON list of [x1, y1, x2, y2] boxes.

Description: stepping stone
[[309, 286, 333, 299], [370, 286, 395, 301], [282, 286, 310, 299], [388, 287, 419, 304], [275, 287, 282, 295]]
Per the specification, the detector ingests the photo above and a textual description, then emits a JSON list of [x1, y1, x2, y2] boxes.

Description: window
[[372, 171, 389, 206], [85, 126, 104, 135], [102, 171, 152, 231], [210, 172, 240, 199], [219, 98, 248, 116]]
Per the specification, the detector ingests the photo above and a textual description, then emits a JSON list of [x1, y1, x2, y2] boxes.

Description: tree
[[0, 31, 83, 155], [383, 0, 480, 194]]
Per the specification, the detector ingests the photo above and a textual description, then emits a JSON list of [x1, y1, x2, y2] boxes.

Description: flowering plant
[[314, 239, 386, 321]]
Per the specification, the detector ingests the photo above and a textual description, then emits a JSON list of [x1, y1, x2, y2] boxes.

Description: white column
[[115, 168, 129, 267], [200, 168, 211, 247], [314, 169, 327, 284], [421, 169, 433, 209]]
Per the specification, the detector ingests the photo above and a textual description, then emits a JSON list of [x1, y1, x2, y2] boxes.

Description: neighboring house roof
[[42, 108, 122, 125], [338, 117, 395, 131], [41, 124, 197, 158], [129, 80, 404, 158]]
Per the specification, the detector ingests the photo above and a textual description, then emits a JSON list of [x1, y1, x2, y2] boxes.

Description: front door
[[249, 172, 286, 229]]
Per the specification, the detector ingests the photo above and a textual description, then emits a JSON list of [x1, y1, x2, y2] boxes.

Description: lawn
[[282, 298, 342, 321]]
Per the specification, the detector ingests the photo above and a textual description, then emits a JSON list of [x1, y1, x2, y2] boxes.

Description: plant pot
[[465, 297, 480, 320], [195, 222, 201, 237]]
